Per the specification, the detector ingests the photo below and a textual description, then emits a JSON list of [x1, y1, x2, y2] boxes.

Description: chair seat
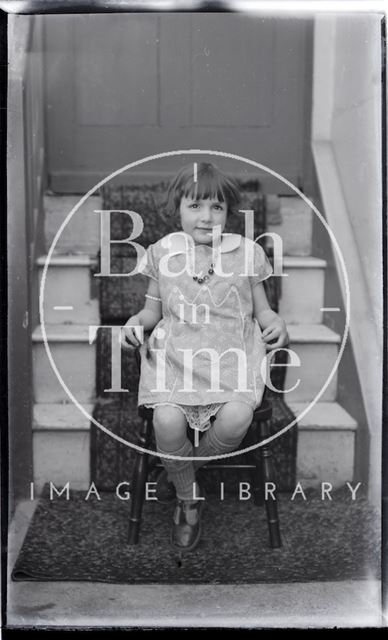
[[253, 400, 272, 422], [139, 401, 272, 423], [139, 400, 273, 473], [138, 405, 153, 420]]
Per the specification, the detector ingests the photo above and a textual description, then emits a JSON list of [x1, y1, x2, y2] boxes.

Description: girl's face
[[179, 196, 228, 245]]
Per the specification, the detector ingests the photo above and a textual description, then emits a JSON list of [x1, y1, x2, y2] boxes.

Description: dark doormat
[[12, 487, 380, 584]]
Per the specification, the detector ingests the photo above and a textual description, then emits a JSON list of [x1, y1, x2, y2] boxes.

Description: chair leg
[[128, 415, 153, 545], [249, 460, 264, 506], [257, 419, 282, 549]]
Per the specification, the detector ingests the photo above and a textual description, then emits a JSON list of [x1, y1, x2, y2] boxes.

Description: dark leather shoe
[[155, 470, 176, 504], [171, 495, 204, 552]]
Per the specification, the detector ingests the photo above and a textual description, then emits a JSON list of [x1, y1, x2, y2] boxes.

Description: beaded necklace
[[188, 242, 220, 285]]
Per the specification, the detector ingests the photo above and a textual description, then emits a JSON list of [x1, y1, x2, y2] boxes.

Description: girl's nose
[[200, 204, 212, 221]]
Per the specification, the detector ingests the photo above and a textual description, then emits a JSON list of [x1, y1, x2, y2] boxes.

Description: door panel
[[75, 15, 159, 126], [190, 15, 274, 126]]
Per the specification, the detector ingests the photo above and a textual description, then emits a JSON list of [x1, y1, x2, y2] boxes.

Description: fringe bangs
[[165, 163, 241, 217]]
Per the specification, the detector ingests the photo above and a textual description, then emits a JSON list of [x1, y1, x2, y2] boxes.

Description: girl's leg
[[193, 401, 253, 470], [153, 405, 197, 501]]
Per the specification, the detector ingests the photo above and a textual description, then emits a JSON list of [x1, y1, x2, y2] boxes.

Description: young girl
[[121, 162, 288, 551]]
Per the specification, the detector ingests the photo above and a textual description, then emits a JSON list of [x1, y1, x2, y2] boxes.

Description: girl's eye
[[213, 204, 224, 211], [189, 203, 199, 209]]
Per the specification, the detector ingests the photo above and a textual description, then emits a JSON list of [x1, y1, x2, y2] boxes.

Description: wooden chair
[[127, 386, 282, 549], [96, 180, 291, 549]]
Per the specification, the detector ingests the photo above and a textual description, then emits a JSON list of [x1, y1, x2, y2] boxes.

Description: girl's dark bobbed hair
[[164, 162, 241, 217]]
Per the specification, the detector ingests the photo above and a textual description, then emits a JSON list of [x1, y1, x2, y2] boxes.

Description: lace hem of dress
[[143, 402, 225, 432]]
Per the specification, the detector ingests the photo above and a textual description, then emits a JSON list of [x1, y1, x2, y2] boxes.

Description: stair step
[[33, 402, 94, 431], [44, 193, 102, 256], [31, 322, 340, 403], [37, 255, 98, 267], [288, 401, 357, 488], [279, 256, 326, 324], [37, 254, 99, 324], [32, 324, 94, 342], [45, 192, 312, 258], [33, 430, 90, 492], [283, 324, 340, 402], [31, 399, 356, 491], [267, 196, 313, 257], [289, 401, 357, 430], [287, 323, 340, 344], [282, 256, 326, 269], [32, 402, 95, 491], [32, 324, 96, 403]]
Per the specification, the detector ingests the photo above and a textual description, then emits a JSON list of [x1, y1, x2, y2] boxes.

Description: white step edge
[[32, 322, 340, 344], [37, 255, 98, 267], [32, 324, 99, 342], [33, 400, 357, 432], [288, 401, 358, 431], [37, 255, 325, 269], [282, 256, 326, 269], [33, 403, 94, 431], [287, 323, 341, 344]]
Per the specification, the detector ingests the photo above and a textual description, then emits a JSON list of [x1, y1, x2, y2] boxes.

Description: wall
[[330, 14, 383, 334], [311, 169, 369, 486], [8, 15, 47, 507], [312, 13, 383, 503]]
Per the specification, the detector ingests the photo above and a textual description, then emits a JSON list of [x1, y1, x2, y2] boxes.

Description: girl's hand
[[262, 317, 289, 351], [120, 316, 144, 349]]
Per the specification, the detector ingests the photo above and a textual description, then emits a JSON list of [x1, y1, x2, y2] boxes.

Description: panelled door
[[45, 13, 312, 193]]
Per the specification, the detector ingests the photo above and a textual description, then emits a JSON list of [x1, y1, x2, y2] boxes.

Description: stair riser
[[279, 268, 325, 324], [268, 198, 313, 257], [39, 261, 324, 325], [33, 343, 96, 402], [33, 431, 90, 492], [283, 342, 338, 402], [44, 194, 101, 256], [39, 266, 99, 324], [297, 429, 355, 488], [32, 427, 355, 491], [45, 195, 312, 257], [32, 338, 337, 402]]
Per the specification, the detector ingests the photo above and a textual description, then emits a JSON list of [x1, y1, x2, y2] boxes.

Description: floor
[[5, 499, 385, 629]]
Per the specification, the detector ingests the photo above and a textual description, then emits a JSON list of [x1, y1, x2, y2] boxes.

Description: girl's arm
[[252, 282, 289, 351], [121, 279, 162, 348]]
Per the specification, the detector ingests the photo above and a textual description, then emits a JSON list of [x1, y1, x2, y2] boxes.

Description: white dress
[[137, 232, 273, 431]]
